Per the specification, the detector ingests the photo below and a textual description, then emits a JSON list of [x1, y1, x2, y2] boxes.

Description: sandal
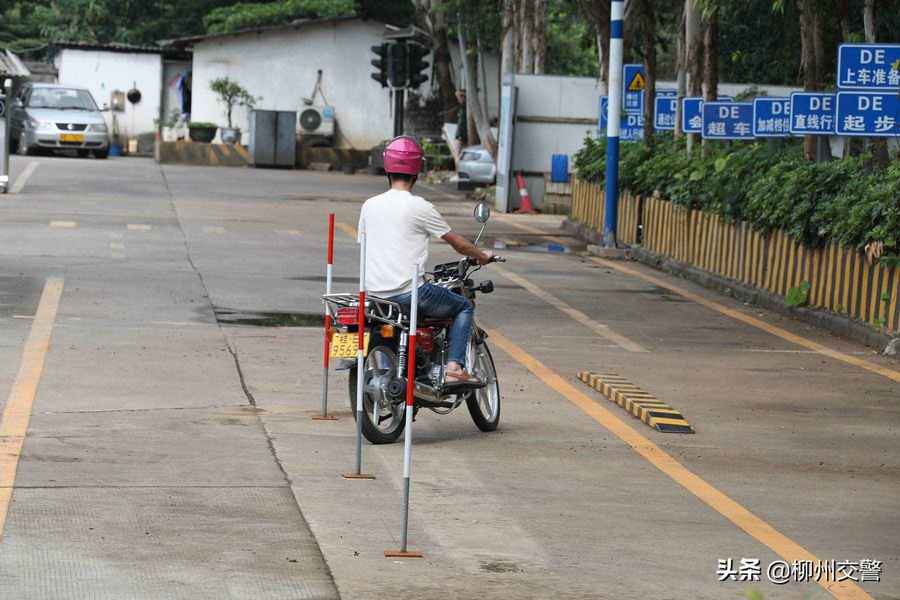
[[444, 370, 486, 388]]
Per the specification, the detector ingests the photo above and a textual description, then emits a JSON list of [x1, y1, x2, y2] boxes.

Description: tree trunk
[[501, 0, 517, 82], [520, 0, 534, 73], [799, 0, 817, 161], [685, 0, 703, 154], [838, 0, 851, 42], [863, 0, 889, 167], [533, 0, 547, 74], [701, 7, 718, 156], [640, 0, 656, 145], [459, 22, 497, 157], [675, 1, 686, 139], [573, 1, 610, 91], [432, 15, 456, 121]]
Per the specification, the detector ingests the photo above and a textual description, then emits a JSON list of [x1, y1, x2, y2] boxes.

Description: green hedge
[[573, 135, 900, 253]]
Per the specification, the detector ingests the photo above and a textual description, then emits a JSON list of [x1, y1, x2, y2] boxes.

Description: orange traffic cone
[[514, 171, 535, 214]]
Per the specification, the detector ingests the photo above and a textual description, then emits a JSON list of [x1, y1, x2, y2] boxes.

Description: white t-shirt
[[358, 189, 451, 296]]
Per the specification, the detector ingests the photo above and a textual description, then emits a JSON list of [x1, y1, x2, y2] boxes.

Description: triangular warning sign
[[628, 72, 646, 91]]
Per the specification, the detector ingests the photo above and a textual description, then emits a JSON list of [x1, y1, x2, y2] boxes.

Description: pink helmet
[[383, 136, 423, 175]]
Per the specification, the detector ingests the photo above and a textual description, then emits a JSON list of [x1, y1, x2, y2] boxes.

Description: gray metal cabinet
[[248, 110, 296, 167]]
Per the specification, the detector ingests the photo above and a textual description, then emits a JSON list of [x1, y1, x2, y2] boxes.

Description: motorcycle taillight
[[416, 327, 435, 352], [336, 307, 359, 325]]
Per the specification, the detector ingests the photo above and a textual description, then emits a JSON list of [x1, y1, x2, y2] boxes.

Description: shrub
[[572, 135, 900, 252]]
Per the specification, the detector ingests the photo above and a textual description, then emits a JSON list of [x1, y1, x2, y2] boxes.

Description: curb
[[561, 219, 899, 355]]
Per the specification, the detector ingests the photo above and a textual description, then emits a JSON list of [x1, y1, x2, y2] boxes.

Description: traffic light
[[370, 43, 388, 88], [406, 43, 430, 88], [387, 42, 408, 88]]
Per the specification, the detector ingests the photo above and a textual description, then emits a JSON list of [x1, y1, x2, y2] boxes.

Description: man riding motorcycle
[[358, 136, 492, 386]]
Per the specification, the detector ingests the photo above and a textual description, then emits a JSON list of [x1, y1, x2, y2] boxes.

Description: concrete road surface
[[0, 155, 897, 600]]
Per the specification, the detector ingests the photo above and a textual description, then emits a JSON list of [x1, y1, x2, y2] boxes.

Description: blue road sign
[[752, 97, 791, 137], [789, 92, 836, 135], [599, 96, 643, 142], [835, 91, 900, 137], [622, 113, 644, 142], [654, 96, 678, 131], [702, 101, 754, 140], [837, 43, 900, 91], [657, 89, 677, 97], [623, 64, 645, 114], [682, 96, 735, 134]]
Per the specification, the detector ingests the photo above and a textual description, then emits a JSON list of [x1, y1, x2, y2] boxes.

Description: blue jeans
[[389, 283, 474, 367]]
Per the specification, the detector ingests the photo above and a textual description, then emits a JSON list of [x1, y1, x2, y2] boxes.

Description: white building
[[168, 17, 432, 149], [54, 42, 191, 147]]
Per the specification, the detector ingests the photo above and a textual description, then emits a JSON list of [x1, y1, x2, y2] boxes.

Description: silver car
[[10, 83, 110, 158], [457, 145, 496, 189]]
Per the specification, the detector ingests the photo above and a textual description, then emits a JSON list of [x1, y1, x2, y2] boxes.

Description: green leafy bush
[[572, 135, 900, 252], [204, 0, 356, 35]]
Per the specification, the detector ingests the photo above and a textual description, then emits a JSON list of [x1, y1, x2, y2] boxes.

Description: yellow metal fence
[[570, 179, 900, 334]]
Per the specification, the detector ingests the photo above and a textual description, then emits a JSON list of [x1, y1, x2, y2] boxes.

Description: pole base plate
[[342, 473, 376, 480], [311, 415, 339, 421], [384, 550, 423, 559]]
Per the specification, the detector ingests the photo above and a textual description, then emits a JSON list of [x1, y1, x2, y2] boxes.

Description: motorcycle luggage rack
[[323, 293, 406, 328]]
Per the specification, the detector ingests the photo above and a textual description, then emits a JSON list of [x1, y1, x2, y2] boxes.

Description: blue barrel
[[550, 154, 569, 183]]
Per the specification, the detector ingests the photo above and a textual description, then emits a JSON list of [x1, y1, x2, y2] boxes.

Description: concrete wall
[[190, 20, 426, 149], [56, 49, 163, 139]]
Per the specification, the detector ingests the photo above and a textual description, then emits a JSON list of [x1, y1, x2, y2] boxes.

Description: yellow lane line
[[335, 222, 358, 240], [590, 257, 900, 385], [495, 215, 900, 384], [49, 221, 77, 229], [11, 162, 38, 195], [493, 265, 647, 353], [0, 277, 64, 537], [486, 327, 871, 600]]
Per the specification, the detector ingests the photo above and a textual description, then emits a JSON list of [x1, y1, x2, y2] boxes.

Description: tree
[[533, 0, 548, 74], [863, 0, 890, 167], [572, 0, 610, 91], [210, 77, 259, 128], [685, 0, 703, 153], [519, 0, 534, 72], [413, 1, 457, 121]]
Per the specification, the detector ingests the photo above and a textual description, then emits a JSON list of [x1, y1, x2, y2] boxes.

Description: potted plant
[[210, 77, 260, 144], [188, 121, 219, 143]]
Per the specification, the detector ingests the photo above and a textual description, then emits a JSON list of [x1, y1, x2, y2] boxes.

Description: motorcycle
[[323, 202, 504, 444]]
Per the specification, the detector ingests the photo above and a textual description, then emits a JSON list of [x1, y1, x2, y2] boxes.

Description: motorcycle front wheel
[[464, 340, 501, 431], [348, 345, 406, 444]]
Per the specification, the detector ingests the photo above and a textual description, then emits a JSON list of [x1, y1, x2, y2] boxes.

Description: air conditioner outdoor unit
[[298, 105, 335, 137]]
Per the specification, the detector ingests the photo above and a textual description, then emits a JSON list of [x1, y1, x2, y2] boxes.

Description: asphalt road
[[0, 155, 897, 600]]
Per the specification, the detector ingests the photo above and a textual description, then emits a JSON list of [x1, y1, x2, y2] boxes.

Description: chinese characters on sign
[[752, 97, 791, 137], [598, 96, 644, 142], [717, 558, 882, 584], [835, 91, 900, 137], [789, 92, 836, 135], [701, 102, 754, 140], [654, 96, 678, 131], [837, 44, 900, 91], [622, 64, 645, 114]]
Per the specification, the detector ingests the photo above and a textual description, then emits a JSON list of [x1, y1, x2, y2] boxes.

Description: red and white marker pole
[[344, 231, 374, 480], [386, 263, 423, 558], [315, 213, 338, 421]]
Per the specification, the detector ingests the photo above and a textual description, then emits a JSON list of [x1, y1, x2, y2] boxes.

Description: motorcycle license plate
[[59, 133, 85, 143], [329, 332, 369, 359]]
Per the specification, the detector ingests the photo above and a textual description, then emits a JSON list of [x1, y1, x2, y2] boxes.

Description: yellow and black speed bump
[[577, 371, 694, 434]]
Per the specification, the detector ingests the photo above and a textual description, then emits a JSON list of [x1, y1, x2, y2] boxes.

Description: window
[[27, 88, 99, 111]]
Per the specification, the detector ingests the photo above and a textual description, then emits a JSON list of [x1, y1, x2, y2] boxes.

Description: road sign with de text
[[701, 102, 754, 140], [834, 91, 899, 137], [654, 96, 677, 131], [752, 97, 791, 137], [599, 96, 643, 142], [837, 43, 900, 91], [682, 96, 735, 134], [789, 92, 836, 135]]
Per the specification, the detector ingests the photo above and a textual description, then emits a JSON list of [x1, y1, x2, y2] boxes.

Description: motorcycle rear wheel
[[465, 341, 501, 431], [348, 345, 406, 444]]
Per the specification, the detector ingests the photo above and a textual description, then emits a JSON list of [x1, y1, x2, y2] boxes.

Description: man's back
[[358, 189, 450, 296]]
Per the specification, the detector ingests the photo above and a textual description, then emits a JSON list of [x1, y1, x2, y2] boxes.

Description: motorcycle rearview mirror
[[474, 202, 491, 223]]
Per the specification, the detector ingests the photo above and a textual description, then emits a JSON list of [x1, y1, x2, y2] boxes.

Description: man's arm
[[442, 231, 493, 265]]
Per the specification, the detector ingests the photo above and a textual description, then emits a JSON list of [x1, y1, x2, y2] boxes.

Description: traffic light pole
[[393, 88, 405, 137]]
